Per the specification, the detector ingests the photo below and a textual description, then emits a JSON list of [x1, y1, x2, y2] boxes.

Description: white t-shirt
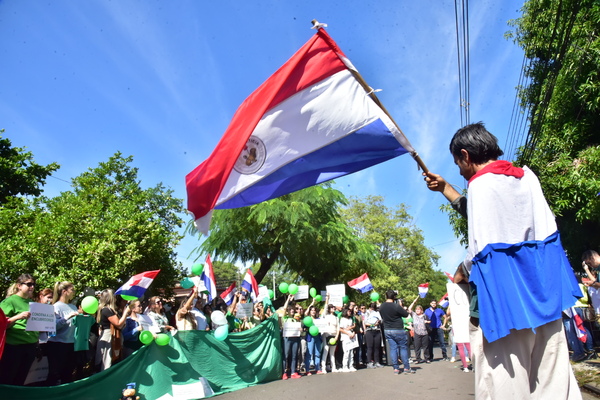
[[190, 308, 208, 331], [588, 286, 600, 316]]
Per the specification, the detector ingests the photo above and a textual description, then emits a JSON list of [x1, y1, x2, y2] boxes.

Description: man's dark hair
[[582, 250, 599, 262], [449, 122, 504, 164], [385, 289, 397, 300]]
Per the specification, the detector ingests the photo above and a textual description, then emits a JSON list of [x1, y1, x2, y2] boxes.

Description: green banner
[[1, 314, 282, 400]]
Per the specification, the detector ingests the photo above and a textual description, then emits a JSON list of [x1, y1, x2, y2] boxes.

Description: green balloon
[[288, 283, 298, 295], [215, 325, 228, 341], [139, 330, 154, 345], [81, 296, 98, 315], [309, 288, 317, 298], [279, 282, 289, 294], [155, 333, 170, 346], [343, 295, 349, 304], [180, 277, 194, 289], [191, 263, 204, 276], [315, 294, 322, 302], [309, 325, 320, 336], [268, 289, 274, 299], [121, 294, 138, 301], [370, 292, 380, 302], [328, 338, 337, 346], [303, 316, 313, 327]]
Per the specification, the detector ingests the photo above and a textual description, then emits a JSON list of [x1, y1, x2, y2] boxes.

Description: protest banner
[[294, 285, 309, 300], [236, 303, 253, 319]]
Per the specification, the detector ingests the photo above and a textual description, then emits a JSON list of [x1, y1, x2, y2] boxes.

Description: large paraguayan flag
[[115, 270, 160, 299], [186, 28, 415, 234], [200, 254, 218, 301], [465, 161, 580, 342], [347, 273, 374, 293]]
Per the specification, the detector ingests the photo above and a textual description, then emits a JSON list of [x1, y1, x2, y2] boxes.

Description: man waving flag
[[186, 25, 419, 234]]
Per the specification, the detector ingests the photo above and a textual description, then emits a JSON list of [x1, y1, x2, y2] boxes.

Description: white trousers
[[470, 318, 582, 400]]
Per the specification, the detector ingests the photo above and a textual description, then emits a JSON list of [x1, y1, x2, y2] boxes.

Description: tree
[[0, 130, 59, 205], [341, 196, 444, 304], [508, 0, 600, 267], [0, 153, 186, 295], [189, 184, 380, 289]]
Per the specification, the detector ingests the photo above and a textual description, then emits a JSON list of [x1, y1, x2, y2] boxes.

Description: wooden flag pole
[[311, 20, 430, 174]]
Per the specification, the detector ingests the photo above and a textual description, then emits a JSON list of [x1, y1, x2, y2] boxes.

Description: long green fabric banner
[[0, 315, 282, 400]]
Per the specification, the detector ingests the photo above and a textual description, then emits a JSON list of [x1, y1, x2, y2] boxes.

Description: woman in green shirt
[[0, 274, 39, 385]]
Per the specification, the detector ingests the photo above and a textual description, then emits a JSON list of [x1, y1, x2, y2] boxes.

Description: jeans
[[428, 327, 447, 359], [384, 329, 410, 370], [304, 334, 322, 372], [283, 337, 300, 374]]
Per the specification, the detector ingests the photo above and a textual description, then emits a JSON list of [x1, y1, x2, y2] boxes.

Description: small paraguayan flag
[[115, 270, 160, 299], [347, 273, 374, 293], [418, 283, 429, 298], [220, 282, 237, 306]]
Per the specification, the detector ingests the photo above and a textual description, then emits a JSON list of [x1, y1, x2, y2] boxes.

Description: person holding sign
[[339, 308, 357, 372], [0, 274, 39, 385], [47, 281, 79, 385], [320, 299, 340, 373], [282, 305, 302, 379]]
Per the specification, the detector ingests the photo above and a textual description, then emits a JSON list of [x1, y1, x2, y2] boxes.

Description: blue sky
[[0, 1, 526, 276]]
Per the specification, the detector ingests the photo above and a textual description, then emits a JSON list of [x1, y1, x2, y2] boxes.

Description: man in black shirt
[[379, 290, 414, 374]]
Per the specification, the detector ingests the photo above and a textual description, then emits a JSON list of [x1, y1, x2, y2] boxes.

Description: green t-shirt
[[73, 314, 95, 351], [0, 295, 39, 345]]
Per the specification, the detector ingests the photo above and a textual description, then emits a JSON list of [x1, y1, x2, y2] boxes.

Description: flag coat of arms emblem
[[242, 269, 259, 302], [186, 28, 415, 233]]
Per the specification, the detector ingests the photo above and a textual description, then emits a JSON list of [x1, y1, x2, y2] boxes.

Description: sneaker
[[442, 357, 450, 361], [349, 366, 357, 372], [374, 363, 384, 368], [403, 368, 415, 374], [332, 368, 340, 373], [316, 370, 326, 375], [290, 372, 302, 379], [450, 357, 456, 363], [282, 373, 288, 380], [393, 369, 400, 375], [305, 372, 312, 376], [462, 367, 470, 373], [465, 357, 470, 362], [341, 367, 350, 373], [425, 360, 431, 364], [367, 362, 375, 369]]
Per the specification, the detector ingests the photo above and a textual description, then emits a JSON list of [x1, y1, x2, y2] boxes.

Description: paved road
[[215, 359, 597, 400]]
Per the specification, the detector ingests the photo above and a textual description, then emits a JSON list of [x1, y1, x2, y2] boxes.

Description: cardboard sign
[[282, 321, 302, 337], [294, 285, 309, 300], [26, 303, 55, 332], [256, 285, 270, 302], [236, 302, 253, 319], [326, 284, 345, 308]]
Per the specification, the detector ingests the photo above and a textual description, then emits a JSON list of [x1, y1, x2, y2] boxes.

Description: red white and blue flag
[[242, 269, 259, 302], [200, 255, 218, 301], [347, 273, 374, 293], [418, 283, 429, 298], [115, 270, 160, 299], [438, 293, 449, 308], [186, 28, 415, 234], [444, 272, 454, 282], [572, 308, 588, 343], [220, 282, 237, 306]]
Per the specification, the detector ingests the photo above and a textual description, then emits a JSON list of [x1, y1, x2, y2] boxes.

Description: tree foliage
[[0, 130, 59, 205], [0, 153, 186, 295], [508, 0, 600, 266], [190, 184, 380, 289], [341, 196, 444, 304]]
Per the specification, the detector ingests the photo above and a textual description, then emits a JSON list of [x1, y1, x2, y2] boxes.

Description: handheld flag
[[186, 27, 416, 234], [438, 293, 449, 308], [242, 269, 259, 302], [418, 283, 429, 298], [347, 273, 374, 293], [220, 282, 237, 306], [115, 270, 160, 299], [572, 308, 588, 343], [444, 272, 454, 282], [201, 255, 218, 301]]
